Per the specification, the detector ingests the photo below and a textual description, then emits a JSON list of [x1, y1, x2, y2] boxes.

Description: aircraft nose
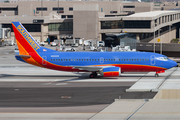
[[170, 60, 177, 67]]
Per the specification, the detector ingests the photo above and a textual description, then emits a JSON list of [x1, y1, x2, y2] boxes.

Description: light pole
[[58, 0, 59, 15], [154, 21, 155, 53], [158, 29, 162, 54], [153, 20, 157, 53], [41, 0, 43, 16], [169, 25, 171, 43]]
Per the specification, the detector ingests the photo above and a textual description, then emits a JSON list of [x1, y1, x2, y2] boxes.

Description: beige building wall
[[73, 4, 99, 40], [149, 29, 176, 43], [41, 24, 49, 42], [154, 89, 180, 99], [135, 2, 153, 13], [0, 1, 153, 17]]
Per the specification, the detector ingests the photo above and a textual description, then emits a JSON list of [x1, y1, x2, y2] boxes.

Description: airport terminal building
[[0, 0, 180, 45]]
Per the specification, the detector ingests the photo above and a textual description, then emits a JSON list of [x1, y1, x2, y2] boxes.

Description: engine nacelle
[[101, 67, 121, 77]]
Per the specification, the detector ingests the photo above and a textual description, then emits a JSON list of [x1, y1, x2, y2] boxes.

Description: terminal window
[[0, 7, 18, 11], [69, 7, 73, 11], [101, 21, 123, 29], [124, 21, 151, 29], [110, 11, 117, 13], [2, 24, 41, 32], [53, 7, 64, 11], [67, 15, 73, 18], [48, 22, 73, 31], [123, 6, 135, 8], [36, 7, 47, 11]]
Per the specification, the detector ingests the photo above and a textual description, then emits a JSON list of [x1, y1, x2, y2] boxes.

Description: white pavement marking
[[159, 68, 180, 89], [127, 68, 179, 91]]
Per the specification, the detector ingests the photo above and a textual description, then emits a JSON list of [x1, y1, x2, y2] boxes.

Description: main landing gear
[[89, 72, 97, 78]]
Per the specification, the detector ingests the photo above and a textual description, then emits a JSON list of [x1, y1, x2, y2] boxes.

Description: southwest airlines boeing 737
[[12, 22, 177, 78]]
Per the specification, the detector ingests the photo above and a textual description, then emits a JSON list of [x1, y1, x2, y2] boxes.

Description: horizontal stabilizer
[[15, 55, 31, 58]]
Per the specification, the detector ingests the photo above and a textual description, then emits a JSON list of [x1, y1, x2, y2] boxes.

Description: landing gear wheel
[[89, 72, 97, 78], [155, 73, 159, 77], [89, 74, 95, 78]]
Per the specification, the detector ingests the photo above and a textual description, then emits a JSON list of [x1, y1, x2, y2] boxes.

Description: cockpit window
[[157, 57, 168, 61]]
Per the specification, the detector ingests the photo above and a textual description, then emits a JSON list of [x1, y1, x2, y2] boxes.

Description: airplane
[[12, 21, 177, 78]]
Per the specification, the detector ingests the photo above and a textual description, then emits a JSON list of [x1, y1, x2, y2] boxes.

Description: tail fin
[[12, 22, 41, 55], [12, 22, 44, 67]]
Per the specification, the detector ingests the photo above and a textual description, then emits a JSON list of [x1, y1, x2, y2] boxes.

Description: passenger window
[[98, 59, 99, 61], [76, 59, 78, 61], [95, 59, 96, 61], [106, 59, 108, 61], [51, 59, 52, 61], [79, 59, 81, 61], [74, 59, 75, 61], [87, 59, 88, 61], [61, 59, 63, 61], [66, 59, 68, 61], [92, 59, 94, 61], [89, 59, 91, 61], [71, 59, 73, 61], [82, 59, 83, 61], [84, 59, 86, 61]]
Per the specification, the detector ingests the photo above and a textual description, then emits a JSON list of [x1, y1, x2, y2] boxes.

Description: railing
[[137, 43, 180, 52]]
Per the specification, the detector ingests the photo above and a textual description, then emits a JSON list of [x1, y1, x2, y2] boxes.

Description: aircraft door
[[42, 56, 47, 65], [150, 55, 155, 65], [100, 57, 104, 64]]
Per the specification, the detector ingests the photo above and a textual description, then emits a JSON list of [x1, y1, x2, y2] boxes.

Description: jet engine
[[101, 67, 121, 77]]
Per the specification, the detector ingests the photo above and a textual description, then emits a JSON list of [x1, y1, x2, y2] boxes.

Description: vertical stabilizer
[[12, 22, 41, 55]]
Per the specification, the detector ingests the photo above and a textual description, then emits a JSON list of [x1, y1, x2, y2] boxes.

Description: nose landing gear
[[155, 70, 165, 77], [155, 73, 159, 77]]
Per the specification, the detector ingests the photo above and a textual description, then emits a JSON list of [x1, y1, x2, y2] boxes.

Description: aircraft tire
[[155, 73, 159, 77]]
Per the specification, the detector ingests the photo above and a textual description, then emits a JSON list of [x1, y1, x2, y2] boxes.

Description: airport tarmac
[[0, 46, 180, 120]]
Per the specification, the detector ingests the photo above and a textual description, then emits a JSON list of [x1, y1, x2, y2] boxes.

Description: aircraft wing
[[73, 66, 114, 72]]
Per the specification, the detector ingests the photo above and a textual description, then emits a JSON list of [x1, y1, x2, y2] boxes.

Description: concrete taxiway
[[0, 46, 180, 120]]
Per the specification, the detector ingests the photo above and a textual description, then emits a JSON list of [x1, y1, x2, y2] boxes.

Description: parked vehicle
[[54, 39, 64, 45], [40, 42, 45, 46], [3, 40, 15, 46], [97, 41, 105, 47], [50, 42, 57, 46], [65, 39, 75, 46]]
